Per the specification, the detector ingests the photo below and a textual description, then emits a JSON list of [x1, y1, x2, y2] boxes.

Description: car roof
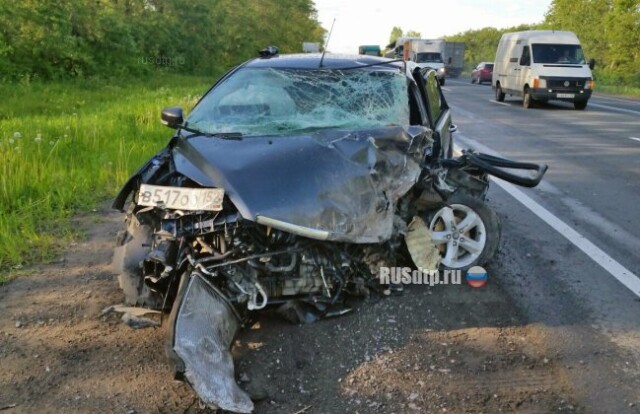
[[244, 53, 404, 71]]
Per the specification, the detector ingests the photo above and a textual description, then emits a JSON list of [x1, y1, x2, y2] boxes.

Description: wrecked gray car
[[112, 51, 547, 412]]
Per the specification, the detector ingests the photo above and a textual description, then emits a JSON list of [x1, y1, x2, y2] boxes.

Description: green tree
[[605, 0, 640, 76], [406, 30, 422, 38], [543, 0, 640, 84], [389, 26, 403, 45], [0, 0, 325, 80]]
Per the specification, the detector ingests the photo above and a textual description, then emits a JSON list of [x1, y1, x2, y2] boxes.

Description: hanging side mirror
[[161, 106, 184, 129], [588, 58, 596, 70]]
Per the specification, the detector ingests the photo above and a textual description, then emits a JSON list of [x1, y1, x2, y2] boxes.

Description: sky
[[313, 0, 552, 54]]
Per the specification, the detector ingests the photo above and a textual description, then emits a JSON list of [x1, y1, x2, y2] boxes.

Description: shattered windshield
[[186, 68, 410, 137], [416, 53, 443, 63], [532, 44, 586, 64]]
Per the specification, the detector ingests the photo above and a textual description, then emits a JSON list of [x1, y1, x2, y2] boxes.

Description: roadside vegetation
[[443, 0, 640, 97], [0, 0, 324, 80], [0, 0, 325, 279], [0, 75, 212, 279]]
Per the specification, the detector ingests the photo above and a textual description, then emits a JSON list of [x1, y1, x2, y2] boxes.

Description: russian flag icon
[[466, 266, 488, 288]]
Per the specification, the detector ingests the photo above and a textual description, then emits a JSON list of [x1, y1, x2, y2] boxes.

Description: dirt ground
[[0, 204, 586, 413]]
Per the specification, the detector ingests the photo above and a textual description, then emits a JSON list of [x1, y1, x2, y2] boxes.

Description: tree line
[[0, 0, 325, 80], [444, 0, 639, 86]]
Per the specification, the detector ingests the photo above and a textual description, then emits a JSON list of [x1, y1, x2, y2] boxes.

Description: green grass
[[594, 84, 640, 98], [0, 73, 216, 281]]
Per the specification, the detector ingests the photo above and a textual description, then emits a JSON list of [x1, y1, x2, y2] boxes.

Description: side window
[[425, 72, 442, 122], [519, 46, 531, 66]]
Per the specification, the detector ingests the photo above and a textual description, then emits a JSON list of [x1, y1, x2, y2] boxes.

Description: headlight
[[585, 79, 594, 89], [437, 67, 446, 73], [532, 78, 546, 89]]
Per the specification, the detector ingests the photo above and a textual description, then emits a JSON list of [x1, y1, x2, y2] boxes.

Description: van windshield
[[531, 44, 586, 65], [416, 53, 443, 63]]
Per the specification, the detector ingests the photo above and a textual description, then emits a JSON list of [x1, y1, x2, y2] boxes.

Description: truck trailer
[[443, 42, 465, 78]]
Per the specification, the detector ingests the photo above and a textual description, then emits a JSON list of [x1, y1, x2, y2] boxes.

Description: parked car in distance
[[471, 62, 493, 84]]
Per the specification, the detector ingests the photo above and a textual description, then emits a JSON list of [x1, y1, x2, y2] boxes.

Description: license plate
[[557, 93, 575, 99], [137, 184, 224, 211]]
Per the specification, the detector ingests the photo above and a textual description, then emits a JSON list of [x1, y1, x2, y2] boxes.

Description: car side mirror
[[161, 106, 184, 129], [588, 58, 596, 70]]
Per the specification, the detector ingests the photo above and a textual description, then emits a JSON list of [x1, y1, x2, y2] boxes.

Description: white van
[[492, 30, 595, 110]]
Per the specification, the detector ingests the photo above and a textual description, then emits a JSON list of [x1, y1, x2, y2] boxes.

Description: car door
[[414, 68, 455, 158], [515, 44, 532, 95]]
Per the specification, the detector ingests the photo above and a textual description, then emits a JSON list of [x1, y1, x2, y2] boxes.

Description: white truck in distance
[[406, 39, 447, 85], [492, 30, 595, 110]]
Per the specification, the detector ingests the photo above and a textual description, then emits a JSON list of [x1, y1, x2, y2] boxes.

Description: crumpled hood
[[172, 125, 432, 243]]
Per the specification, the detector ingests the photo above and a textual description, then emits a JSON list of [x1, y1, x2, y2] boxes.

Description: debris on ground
[[120, 313, 160, 330]]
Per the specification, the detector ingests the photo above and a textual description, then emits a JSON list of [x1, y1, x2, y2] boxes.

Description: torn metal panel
[[173, 273, 253, 413], [173, 125, 433, 243], [405, 216, 441, 271]]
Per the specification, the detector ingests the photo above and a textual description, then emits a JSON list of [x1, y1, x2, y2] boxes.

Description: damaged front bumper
[[169, 272, 253, 413]]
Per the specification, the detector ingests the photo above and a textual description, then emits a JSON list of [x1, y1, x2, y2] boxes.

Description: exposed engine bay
[[112, 142, 545, 413]]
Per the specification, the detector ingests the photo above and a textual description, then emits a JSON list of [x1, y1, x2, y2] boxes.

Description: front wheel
[[523, 87, 534, 109], [495, 84, 505, 102], [428, 194, 501, 271], [113, 209, 164, 309], [440, 78, 446, 86]]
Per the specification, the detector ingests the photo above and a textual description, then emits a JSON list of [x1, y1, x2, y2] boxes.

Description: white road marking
[[630, 137, 640, 143], [441, 87, 452, 92], [588, 102, 640, 116], [454, 134, 640, 298], [489, 100, 509, 106]]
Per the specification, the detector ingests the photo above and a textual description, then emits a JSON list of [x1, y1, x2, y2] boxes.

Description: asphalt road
[[444, 78, 640, 412]]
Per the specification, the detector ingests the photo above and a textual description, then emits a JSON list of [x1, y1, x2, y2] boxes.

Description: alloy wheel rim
[[429, 204, 487, 269]]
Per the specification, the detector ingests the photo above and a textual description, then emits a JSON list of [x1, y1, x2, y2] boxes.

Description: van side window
[[519, 46, 531, 66]]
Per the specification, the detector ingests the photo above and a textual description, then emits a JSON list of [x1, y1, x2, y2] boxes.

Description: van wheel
[[574, 101, 587, 110], [495, 83, 505, 102], [440, 78, 446, 86], [523, 87, 534, 109]]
